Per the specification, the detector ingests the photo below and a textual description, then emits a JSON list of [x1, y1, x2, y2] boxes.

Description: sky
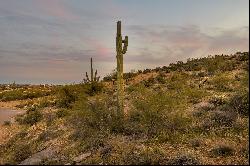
[[0, 0, 249, 84]]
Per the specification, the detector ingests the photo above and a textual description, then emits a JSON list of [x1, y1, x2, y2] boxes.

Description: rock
[[19, 147, 59, 165], [73, 152, 91, 163]]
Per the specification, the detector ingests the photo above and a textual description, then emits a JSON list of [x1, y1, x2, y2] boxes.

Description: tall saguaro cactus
[[116, 21, 128, 115], [84, 57, 100, 83]]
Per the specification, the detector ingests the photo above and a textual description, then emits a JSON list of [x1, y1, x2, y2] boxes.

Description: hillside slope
[[0, 52, 249, 165]]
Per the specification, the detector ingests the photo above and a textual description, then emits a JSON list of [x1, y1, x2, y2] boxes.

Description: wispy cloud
[[0, 0, 248, 84], [126, 25, 249, 66], [36, 0, 79, 20]]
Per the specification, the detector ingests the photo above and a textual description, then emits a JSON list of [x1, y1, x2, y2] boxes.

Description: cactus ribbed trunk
[[90, 58, 93, 82], [116, 21, 128, 115]]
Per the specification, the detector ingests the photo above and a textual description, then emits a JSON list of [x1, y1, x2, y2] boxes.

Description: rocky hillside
[[0, 52, 249, 165]]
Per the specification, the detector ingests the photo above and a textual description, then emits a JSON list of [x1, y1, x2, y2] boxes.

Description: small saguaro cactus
[[116, 21, 128, 115], [83, 58, 100, 83]]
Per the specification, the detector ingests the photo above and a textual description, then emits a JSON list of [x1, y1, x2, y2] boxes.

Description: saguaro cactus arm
[[86, 72, 90, 82], [94, 70, 98, 82], [122, 36, 128, 54]]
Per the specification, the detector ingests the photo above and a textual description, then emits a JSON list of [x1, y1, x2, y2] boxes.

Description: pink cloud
[[87, 39, 113, 59], [36, 0, 78, 20]]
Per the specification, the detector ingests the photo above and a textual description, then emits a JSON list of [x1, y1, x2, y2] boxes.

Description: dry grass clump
[[210, 143, 235, 157], [166, 153, 200, 165]]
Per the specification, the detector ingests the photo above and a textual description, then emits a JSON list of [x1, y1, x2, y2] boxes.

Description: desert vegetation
[[0, 51, 248, 165]]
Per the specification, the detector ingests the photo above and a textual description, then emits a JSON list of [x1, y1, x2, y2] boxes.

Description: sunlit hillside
[[0, 52, 248, 165]]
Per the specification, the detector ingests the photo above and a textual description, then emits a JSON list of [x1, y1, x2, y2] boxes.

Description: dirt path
[[0, 101, 26, 146], [0, 108, 25, 125]]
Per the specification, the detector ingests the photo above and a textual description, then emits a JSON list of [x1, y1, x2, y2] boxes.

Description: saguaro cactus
[[84, 58, 100, 83], [116, 21, 128, 115]]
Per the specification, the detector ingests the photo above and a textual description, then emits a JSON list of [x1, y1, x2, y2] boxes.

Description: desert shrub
[[155, 73, 166, 84], [83, 82, 104, 96], [37, 97, 56, 108], [210, 144, 234, 157], [86, 142, 166, 165], [142, 68, 151, 74], [210, 110, 237, 127], [197, 72, 206, 77], [71, 97, 114, 131], [226, 91, 249, 116], [200, 118, 215, 131], [127, 89, 191, 140], [0, 89, 23, 101], [209, 74, 232, 92], [124, 72, 138, 80], [141, 77, 156, 87], [37, 130, 59, 142], [192, 110, 206, 118], [68, 96, 122, 150], [26, 104, 39, 112], [0, 88, 52, 101], [56, 108, 69, 118], [237, 52, 249, 61], [12, 143, 32, 163], [3, 121, 11, 126], [184, 87, 208, 104], [123, 146, 166, 165], [167, 153, 200, 165], [56, 85, 79, 108], [20, 110, 43, 125], [242, 61, 249, 71], [209, 96, 227, 106], [15, 130, 28, 139], [239, 144, 249, 159], [103, 70, 116, 81]]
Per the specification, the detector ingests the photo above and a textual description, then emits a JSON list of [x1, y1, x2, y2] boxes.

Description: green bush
[[68, 95, 121, 150], [209, 74, 232, 92], [0, 88, 52, 101], [155, 73, 166, 84], [126, 89, 191, 140], [83, 82, 104, 96], [21, 110, 43, 125], [56, 85, 79, 108]]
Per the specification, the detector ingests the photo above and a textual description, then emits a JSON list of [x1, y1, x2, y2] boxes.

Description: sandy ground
[[0, 109, 24, 125], [0, 101, 26, 145]]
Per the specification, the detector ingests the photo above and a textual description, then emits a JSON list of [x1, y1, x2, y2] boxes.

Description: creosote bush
[[56, 85, 79, 108], [83, 82, 104, 96], [227, 90, 249, 116], [210, 144, 234, 157], [17, 110, 42, 126]]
